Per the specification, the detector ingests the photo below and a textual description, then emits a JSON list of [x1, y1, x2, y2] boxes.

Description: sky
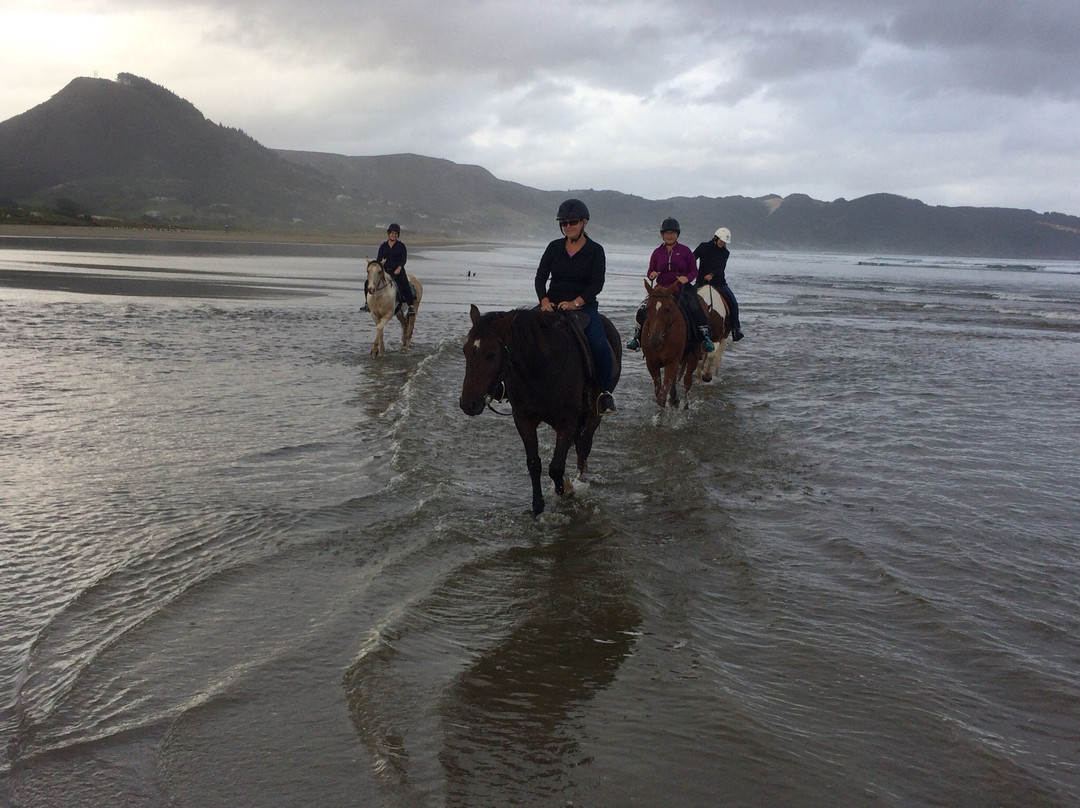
[[3, 0, 1079, 215]]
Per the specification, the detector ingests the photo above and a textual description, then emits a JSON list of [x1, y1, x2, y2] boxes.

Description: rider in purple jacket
[[626, 218, 716, 353]]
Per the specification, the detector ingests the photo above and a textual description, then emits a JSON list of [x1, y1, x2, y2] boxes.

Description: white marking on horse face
[[653, 300, 664, 312], [471, 338, 482, 350]]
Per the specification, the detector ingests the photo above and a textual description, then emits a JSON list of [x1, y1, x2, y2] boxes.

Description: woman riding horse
[[376, 223, 416, 316], [459, 304, 621, 515], [626, 217, 715, 354], [534, 198, 618, 416]]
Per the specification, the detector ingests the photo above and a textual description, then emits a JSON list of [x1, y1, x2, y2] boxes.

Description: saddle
[[564, 310, 598, 383], [393, 281, 419, 315]]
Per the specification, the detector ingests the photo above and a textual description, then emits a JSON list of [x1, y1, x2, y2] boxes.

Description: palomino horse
[[365, 259, 423, 358], [459, 305, 622, 516], [640, 280, 699, 409], [696, 285, 729, 383]]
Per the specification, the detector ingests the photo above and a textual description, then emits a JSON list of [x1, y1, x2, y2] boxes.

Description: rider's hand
[[540, 297, 554, 312], [677, 276, 689, 285]]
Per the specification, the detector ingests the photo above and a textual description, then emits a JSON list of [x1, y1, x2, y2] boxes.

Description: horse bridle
[[645, 287, 679, 344], [480, 315, 523, 416], [370, 266, 394, 292]]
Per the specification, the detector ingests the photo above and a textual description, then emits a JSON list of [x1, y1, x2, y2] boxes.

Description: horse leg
[[681, 359, 696, 410], [549, 429, 577, 497], [372, 314, 390, 357], [516, 418, 545, 516], [663, 360, 680, 408], [574, 416, 599, 479], [396, 312, 412, 350], [652, 370, 666, 408]]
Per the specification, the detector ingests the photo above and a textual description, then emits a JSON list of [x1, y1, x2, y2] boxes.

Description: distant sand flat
[[0, 267, 319, 299]]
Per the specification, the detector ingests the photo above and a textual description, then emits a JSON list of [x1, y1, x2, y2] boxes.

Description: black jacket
[[534, 235, 606, 306]]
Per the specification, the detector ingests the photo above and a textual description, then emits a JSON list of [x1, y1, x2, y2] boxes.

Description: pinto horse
[[640, 280, 700, 409], [365, 259, 423, 357], [459, 305, 622, 516], [696, 284, 728, 383]]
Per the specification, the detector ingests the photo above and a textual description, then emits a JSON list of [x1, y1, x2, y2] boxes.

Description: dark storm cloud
[[4, 0, 1080, 211]]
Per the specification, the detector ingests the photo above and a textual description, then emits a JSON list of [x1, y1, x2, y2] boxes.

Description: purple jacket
[[648, 243, 698, 287]]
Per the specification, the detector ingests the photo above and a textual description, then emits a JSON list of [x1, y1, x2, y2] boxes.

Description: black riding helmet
[[387, 223, 401, 234], [660, 217, 680, 234], [556, 198, 590, 222]]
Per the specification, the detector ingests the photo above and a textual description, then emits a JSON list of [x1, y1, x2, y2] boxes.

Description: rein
[[645, 288, 679, 344], [483, 319, 518, 417], [369, 268, 394, 293]]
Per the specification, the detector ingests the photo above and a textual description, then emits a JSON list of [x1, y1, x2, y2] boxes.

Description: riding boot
[[626, 325, 642, 351], [360, 282, 370, 312], [698, 325, 716, 353]]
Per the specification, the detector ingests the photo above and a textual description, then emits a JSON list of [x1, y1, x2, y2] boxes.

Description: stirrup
[[597, 391, 617, 415], [626, 337, 640, 351]]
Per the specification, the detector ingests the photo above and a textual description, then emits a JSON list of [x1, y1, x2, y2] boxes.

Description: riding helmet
[[556, 198, 590, 221], [661, 217, 681, 234], [387, 223, 401, 234], [714, 226, 732, 243]]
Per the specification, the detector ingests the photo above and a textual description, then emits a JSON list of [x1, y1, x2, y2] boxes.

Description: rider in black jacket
[[692, 227, 744, 341]]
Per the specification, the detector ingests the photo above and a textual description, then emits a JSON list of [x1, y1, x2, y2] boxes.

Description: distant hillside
[[2, 73, 1079, 258], [0, 74, 348, 229]]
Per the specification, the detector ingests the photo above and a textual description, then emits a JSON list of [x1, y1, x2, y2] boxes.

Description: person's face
[[560, 218, 586, 238], [661, 229, 679, 246], [387, 230, 399, 243]]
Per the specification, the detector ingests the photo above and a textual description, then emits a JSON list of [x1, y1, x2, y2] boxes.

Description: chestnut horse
[[641, 280, 699, 409], [365, 259, 423, 357], [696, 284, 728, 383], [459, 305, 622, 516]]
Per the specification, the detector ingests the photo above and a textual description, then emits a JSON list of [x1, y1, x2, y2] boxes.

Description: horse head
[[366, 258, 391, 292], [460, 304, 510, 416]]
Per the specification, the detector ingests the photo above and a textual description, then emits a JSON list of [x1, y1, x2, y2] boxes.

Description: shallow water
[[1, 240, 1079, 807]]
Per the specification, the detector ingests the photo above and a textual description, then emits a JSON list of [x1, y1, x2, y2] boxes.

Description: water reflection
[[342, 529, 641, 806], [438, 534, 641, 805]]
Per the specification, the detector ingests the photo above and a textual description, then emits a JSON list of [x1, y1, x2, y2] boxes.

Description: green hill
[[2, 73, 1079, 258]]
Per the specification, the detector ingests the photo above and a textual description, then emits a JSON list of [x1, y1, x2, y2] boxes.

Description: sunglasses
[[558, 219, 582, 228]]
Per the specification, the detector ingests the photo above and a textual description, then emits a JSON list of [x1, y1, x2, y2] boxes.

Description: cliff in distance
[[2, 74, 1078, 258]]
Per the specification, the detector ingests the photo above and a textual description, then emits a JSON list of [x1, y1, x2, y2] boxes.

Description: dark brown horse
[[459, 305, 622, 516], [641, 280, 699, 409]]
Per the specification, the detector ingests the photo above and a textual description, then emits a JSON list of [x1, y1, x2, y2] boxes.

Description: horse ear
[[644, 278, 652, 293], [470, 304, 481, 325]]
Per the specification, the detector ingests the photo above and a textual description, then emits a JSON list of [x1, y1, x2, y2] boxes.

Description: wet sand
[[0, 224, 469, 298], [0, 267, 320, 298], [0, 224, 465, 251]]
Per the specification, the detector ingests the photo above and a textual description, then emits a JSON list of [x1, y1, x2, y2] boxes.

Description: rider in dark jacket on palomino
[[535, 198, 618, 416], [626, 217, 716, 353]]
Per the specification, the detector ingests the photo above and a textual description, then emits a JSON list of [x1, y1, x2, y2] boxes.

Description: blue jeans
[[581, 308, 616, 393]]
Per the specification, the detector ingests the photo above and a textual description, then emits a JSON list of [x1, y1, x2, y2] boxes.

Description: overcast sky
[[3, 0, 1079, 214]]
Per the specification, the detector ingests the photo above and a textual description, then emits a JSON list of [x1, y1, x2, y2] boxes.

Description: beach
[[2, 238, 1079, 807]]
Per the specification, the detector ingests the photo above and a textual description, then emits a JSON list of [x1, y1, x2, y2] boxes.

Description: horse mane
[[472, 307, 573, 351]]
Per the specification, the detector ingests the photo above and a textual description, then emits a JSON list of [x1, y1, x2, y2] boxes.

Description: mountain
[[0, 74, 349, 229], [2, 74, 1079, 258]]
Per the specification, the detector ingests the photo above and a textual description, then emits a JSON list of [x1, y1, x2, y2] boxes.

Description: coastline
[[0, 223, 471, 253]]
